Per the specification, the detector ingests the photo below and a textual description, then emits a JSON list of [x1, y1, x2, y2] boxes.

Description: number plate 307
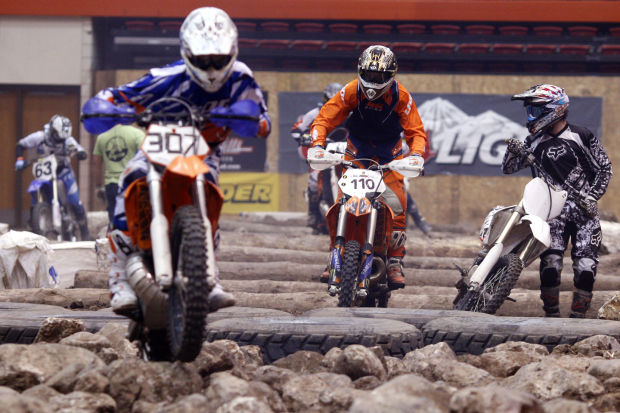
[[142, 124, 210, 166]]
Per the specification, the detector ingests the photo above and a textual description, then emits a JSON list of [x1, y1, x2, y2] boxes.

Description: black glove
[[506, 138, 526, 156], [77, 151, 88, 161], [581, 196, 599, 218]]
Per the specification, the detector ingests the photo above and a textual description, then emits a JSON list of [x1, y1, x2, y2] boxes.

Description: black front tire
[[168, 205, 211, 362], [338, 240, 361, 307], [453, 253, 523, 314], [31, 203, 57, 240]]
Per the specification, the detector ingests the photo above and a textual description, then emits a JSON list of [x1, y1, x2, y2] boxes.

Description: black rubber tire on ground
[[453, 253, 523, 314], [168, 205, 210, 362], [206, 316, 422, 363], [31, 202, 57, 240], [145, 329, 173, 361], [338, 240, 361, 307], [61, 206, 82, 242], [422, 315, 620, 355]]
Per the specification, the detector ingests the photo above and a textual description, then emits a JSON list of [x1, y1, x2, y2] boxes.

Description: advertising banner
[[219, 172, 279, 213], [278, 91, 602, 176], [219, 135, 266, 172]]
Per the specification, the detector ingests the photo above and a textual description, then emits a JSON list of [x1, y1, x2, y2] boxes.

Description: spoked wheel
[[453, 253, 523, 314], [338, 240, 360, 307], [31, 203, 58, 240], [168, 205, 211, 362]]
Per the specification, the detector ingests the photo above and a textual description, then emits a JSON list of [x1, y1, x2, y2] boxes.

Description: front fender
[[521, 215, 551, 247], [27, 179, 47, 194]]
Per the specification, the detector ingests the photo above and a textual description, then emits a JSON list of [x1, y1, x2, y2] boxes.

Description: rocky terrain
[[0, 212, 619, 412]]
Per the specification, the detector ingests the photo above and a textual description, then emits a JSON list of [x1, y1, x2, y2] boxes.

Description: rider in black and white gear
[[502, 84, 612, 318]]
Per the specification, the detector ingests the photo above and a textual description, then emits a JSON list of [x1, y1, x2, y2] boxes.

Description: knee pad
[[573, 257, 597, 292], [389, 231, 407, 250], [540, 252, 563, 288]]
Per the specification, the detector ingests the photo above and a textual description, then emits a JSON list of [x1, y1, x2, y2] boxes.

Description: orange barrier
[[2, 0, 620, 23]]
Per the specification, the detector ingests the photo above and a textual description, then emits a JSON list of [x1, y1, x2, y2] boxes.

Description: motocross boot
[[108, 230, 138, 315], [207, 266, 236, 311], [387, 257, 406, 289], [319, 265, 330, 283], [569, 288, 593, 318], [78, 216, 90, 241], [539, 286, 561, 317]]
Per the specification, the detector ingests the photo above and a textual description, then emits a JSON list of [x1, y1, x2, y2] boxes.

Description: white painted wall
[[0, 16, 91, 85]]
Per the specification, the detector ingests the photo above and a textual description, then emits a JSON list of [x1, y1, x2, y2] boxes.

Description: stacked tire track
[[211, 213, 620, 358]]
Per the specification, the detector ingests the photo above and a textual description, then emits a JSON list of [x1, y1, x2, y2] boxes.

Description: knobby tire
[[338, 240, 361, 307], [168, 205, 211, 362]]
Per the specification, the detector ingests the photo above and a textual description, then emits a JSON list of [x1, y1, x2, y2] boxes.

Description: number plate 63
[[32, 154, 57, 181]]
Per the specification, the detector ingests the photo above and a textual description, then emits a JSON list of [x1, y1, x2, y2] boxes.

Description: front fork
[[193, 174, 217, 291], [147, 164, 173, 288]]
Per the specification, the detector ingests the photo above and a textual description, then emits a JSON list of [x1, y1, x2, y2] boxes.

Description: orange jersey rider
[[308, 45, 428, 289]]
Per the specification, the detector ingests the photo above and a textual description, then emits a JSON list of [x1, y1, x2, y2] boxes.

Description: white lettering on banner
[[419, 100, 528, 167], [220, 137, 254, 155]]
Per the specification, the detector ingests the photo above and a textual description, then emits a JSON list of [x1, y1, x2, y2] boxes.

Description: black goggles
[[188, 54, 232, 70], [359, 69, 393, 84], [526, 104, 545, 121]]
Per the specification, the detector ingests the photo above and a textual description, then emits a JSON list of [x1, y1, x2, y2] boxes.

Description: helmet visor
[[359, 69, 392, 85], [188, 54, 232, 70], [526, 104, 545, 122]]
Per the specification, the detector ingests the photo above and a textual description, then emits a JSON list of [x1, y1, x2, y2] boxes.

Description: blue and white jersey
[[96, 60, 270, 144], [18, 126, 84, 168]]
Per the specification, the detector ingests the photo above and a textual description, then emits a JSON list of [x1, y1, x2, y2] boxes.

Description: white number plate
[[338, 168, 386, 198], [142, 124, 210, 166], [32, 154, 57, 181]]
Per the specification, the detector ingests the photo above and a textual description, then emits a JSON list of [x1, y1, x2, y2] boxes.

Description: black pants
[[105, 183, 119, 223]]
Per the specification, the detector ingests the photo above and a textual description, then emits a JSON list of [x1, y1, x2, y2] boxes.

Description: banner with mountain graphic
[[278, 91, 602, 176]]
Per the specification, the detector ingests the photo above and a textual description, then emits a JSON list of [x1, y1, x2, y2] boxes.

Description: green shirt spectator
[[93, 124, 144, 223]]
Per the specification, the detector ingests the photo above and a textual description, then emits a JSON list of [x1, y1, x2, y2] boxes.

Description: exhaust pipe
[[126, 254, 168, 329], [367, 257, 386, 287]]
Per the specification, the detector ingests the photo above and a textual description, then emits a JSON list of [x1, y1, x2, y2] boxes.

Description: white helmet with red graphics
[[511, 84, 569, 135], [180, 7, 238, 92], [357, 45, 398, 101]]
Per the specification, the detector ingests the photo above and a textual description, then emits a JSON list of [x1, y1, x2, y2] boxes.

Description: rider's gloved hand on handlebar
[[210, 100, 260, 137], [405, 154, 425, 169], [77, 151, 88, 161], [307, 146, 326, 162], [14, 157, 25, 171], [581, 195, 599, 218], [506, 138, 527, 156]]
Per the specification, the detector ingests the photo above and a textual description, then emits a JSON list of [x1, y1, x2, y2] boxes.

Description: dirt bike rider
[[83, 7, 271, 315], [291, 82, 343, 235], [503, 84, 612, 318], [14, 115, 90, 240], [308, 45, 428, 288]]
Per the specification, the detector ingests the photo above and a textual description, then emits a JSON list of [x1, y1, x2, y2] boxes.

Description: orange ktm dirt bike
[[310, 153, 423, 307], [82, 97, 258, 361]]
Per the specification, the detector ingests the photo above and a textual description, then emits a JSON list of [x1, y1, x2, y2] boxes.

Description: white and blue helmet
[[180, 7, 239, 92]]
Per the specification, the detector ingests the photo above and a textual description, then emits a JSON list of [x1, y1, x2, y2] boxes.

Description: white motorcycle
[[453, 153, 568, 314]]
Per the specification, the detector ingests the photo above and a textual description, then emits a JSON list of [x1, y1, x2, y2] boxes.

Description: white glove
[[406, 154, 424, 169], [307, 146, 341, 171], [389, 154, 424, 177]]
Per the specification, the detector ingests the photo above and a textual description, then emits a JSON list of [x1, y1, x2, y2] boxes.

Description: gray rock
[[48, 391, 116, 413], [0, 343, 104, 391], [385, 356, 408, 379], [542, 398, 600, 413], [204, 372, 285, 412], [191, 340, 250, 379], [588, 359, 620, 381], [403, 343, 494, 388], [33, 317, 86, 343], [591, 392, 620, 412], [272, 350, 326, 374], [459, 344, 548, 378], [349, 374, 451, 413], [44, 362, 88, 393], [449, 384, 543, 412], [95, 322, 138, 359], [503, 360, 605, 401], [106, 358, 202, 411], [0, 393, 52, 413], [352, 375, 383, 390], [249, 365, 296, 393], [215, 396, 275, 413], [158, 394, 208, 413], [21, 384, 61, 400], [281, 372, 351, 412], [330, 344, 387, 381], [74, 367, 110, 394], [59, 331, 112, 353], [570, 335, 620, 358]]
